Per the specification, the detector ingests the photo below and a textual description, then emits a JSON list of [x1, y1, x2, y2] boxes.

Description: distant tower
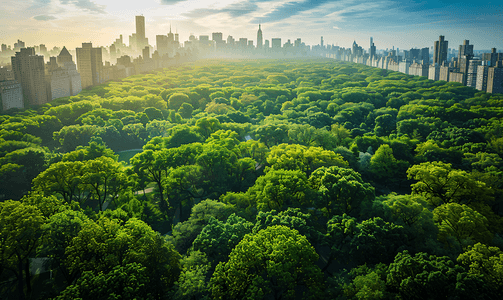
[[433, 35, 448, 65], [257, 24, 263, 48], [135, 15, 147, 52], [321, 36, 324, 48], [167, 24, 174, 42], [57, 46, 73, 65], [76, 42, 103, 89], [11, 47, 48, 106]]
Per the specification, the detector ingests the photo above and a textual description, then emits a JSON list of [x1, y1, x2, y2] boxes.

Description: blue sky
[[1, 0, 501, 51]]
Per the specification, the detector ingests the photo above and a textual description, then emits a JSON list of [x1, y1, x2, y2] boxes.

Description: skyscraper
[[257, 25, 263, 49], [458, 40, 474, 75], [135, 16, 148, 52], [76, 42, 103, 89], [11, 47, 48, 106], [433, 35, 448, 65], [0, 67, 23, 111]]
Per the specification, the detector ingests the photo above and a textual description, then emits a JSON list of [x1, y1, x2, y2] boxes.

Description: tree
[[369, 144, 409, 186], [130, 150, 169, 212], [55, 263, 152, 300], [457, 243, 503, 293], [210, 225, 324, 300], [192, 214, 253, 266], [386, 251, 487, 299], [38, 210, 90, 286], [173, 251, 211, 300], [407, 161, 493, 207], [309, 166, 374, 216], [64, 217, 181, 299], [169, 200, 236, 255], [168, 93, 190, 111], [0, 201, 44, 300], [266, 143, 348, 176], [374, 114, 396, 136], [32, 161, 86, 205], [253, 208, 322, 245], [433, 203, 493, 250], [81, 157, 129, 210], [249, 169, 314, 211], [178, 102, 194, 119]]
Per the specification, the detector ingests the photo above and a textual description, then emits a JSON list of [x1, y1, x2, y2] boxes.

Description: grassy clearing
[[117, 149, 143, 165]]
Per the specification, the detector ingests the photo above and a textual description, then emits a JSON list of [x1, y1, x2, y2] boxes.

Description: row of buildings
[[2, 17, 503, 111], [326, 36, 503, 94]]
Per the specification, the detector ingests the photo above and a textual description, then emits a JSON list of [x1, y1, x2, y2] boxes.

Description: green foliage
[[2, 58, 503, 299], [309, 166, 374, 216], [210, 225, 324, 300], [407, 161, 494, 207]]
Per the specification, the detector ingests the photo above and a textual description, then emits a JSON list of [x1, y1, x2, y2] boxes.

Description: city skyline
[[1, 0, 502, 51]]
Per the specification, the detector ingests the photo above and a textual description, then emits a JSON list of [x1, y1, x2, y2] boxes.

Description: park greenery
[[1, 58, 503, 299]]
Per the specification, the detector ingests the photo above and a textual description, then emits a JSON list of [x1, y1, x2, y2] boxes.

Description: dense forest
[[1, 58, 503, 299]]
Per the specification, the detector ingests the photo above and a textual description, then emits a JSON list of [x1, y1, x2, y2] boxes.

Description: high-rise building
[[271, 38, 281, 50], [0, 67, 24, 111], [212, 32, 223, 43], [466, 59, 482, 88], [76, 42, 103, 89], [370, 42, 376, 60], [45, 47, 82, 100], [433, 35, 448, 65], [14, 40, 25, 50], [142, 46, 150, 60], [458, 40, 474, 80], [135, 16, 148, 52], [168, 25, 174, 43], [487, 61, 503, 94], [321, 36, 324, 48], [57, 46, 73, 65], [227, 35, 235, 47], [11, 47, 48, 106], [476, 63, 489, 92], [420, 47, 429, 64], [257, 25, 263, 49], [157, 35, 168, 57]]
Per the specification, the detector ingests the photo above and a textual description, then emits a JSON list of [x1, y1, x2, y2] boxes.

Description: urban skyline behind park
[[1, 0, 502, 51]]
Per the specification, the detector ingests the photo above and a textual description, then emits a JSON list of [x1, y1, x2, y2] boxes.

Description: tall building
[[321, 36, 324, 48], [257, 25, 263, 49], [466, 59, 482, 88], [458, 40, 474, 80], [0, 67, 23, 111], [11, 47, 48, 106], [135, 15, 148, 52], [476, 63, 489, 92], [212, 32, 223, 43], [271, 38, 281, 50], [46, 47, 82, 100], [487, 61, 503, 94], [142, 46, 150, 60], [57, 46, 73, 65], [433, 35, 448, 65], [420, 47, 429, 64], [370, 42, 376, 60], [156, 35, 168, 57], [76, 42, 103, 89]]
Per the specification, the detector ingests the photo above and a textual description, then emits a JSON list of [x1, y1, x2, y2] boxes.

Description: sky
[[1, 0, 502, 51]]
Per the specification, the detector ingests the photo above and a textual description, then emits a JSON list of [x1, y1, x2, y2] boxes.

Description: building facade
[[76, 43, 103, 89], [11, 47, 48, 106]]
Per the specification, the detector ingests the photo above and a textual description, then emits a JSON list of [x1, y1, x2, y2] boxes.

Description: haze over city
[[2, 0, 502, 50]]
